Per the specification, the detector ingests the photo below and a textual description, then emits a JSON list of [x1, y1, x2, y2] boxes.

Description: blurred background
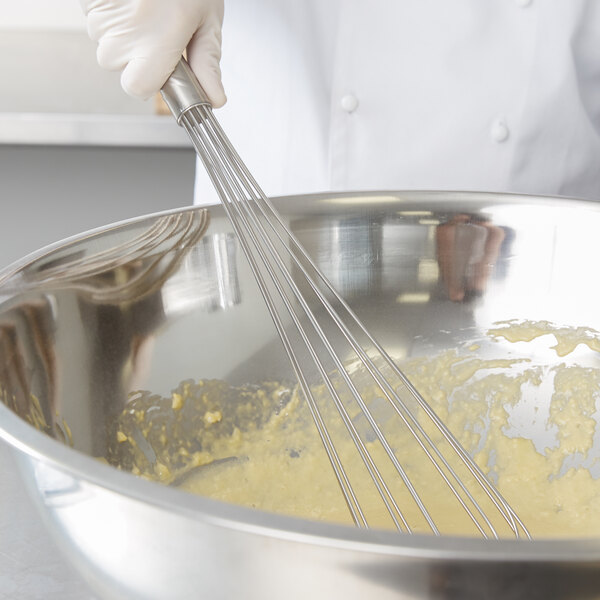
[[0, 1, 196, 268]]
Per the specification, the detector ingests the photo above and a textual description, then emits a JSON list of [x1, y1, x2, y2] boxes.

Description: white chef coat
[[193, 0, 600, 205]]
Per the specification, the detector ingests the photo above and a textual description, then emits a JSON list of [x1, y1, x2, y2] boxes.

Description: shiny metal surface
[[160, 59, 212, 124], [2, 191, 600, 599]]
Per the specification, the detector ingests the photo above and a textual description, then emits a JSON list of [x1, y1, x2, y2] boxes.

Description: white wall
[[2, 1, 86, 31], [0, 2, 150, 114]]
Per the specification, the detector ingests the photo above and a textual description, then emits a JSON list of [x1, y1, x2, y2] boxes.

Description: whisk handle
[[161, 59, 212, 125]]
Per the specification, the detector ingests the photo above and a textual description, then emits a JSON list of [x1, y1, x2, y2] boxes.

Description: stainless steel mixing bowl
[[2, 191, 600, 599]]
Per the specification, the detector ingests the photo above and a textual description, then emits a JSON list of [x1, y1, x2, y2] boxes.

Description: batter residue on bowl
[[107, 320, 600, 538]]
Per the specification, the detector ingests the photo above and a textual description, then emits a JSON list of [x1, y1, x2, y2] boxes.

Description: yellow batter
[[108, 320, 600, 538]]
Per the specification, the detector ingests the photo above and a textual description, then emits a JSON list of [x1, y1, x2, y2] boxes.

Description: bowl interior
[[1, 191, 599, 537]]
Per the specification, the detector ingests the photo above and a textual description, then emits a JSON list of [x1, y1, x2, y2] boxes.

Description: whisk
[[161, 59, 530, 539]]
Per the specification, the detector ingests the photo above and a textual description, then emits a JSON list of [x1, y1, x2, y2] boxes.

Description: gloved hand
[[80, 0, 226, 106]]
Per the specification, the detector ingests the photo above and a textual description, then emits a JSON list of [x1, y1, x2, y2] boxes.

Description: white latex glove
[[80, 0, 226, 106]]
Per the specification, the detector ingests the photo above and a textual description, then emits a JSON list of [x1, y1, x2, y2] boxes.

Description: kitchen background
[[1, 4, 194, 596], [0, 0, 196, 267]]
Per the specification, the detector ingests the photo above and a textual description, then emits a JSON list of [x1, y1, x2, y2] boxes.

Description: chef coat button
[[490, 119, 510, 143], [515, 0, 532, 7], [340, 94, 359, 113]]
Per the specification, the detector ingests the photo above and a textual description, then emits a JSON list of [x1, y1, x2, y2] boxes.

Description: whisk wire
[[182, 111, 372, 527], [185, 108, 428, 531], [177, 96, 530, 539], [198, 110, 513, 537], [194, 113, 514, 535], [206, 115, 526, 535]]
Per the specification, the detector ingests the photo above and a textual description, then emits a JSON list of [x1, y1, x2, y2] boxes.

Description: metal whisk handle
[[161, 59, 211, 124]]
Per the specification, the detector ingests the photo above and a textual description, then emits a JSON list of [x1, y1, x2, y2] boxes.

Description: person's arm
[[79, 0, 226, 107]]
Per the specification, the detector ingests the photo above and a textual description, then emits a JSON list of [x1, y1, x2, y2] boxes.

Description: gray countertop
[[0, 441, 96, 599]]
